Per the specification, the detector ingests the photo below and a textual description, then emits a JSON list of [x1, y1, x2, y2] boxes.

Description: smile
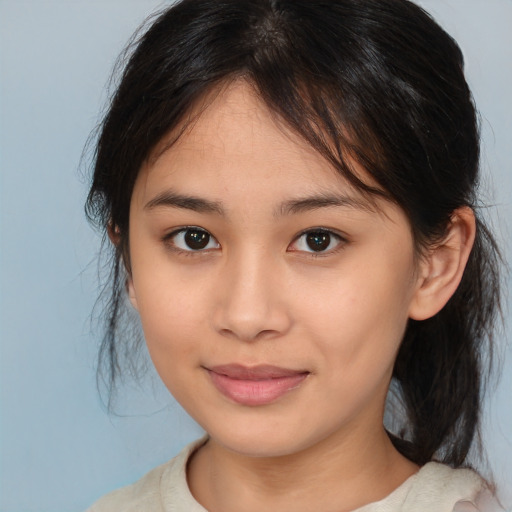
[[206, 364, 310, 406]]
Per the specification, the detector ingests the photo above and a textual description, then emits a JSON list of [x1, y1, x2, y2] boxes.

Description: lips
[[206, 364, 309, 406]]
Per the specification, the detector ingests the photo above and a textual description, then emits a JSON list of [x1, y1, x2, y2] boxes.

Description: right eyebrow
[[144, 190, 225, 215], [276, 193, 373, 217]]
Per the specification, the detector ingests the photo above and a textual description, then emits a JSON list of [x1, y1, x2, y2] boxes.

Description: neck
[[187, 423, 419, 512]]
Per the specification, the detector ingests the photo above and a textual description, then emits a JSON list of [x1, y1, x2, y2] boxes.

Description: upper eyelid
[[162, 226, 346, 238], [287, 228, 348, 255], [161, 226, 347, 253], [292, 227, 347, 242], [163, 225, 211, 238], [163, 226, 220, 251]]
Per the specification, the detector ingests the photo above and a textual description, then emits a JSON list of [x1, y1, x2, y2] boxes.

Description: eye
[[166, 227, 220, 252], [290, 229, 344, 254]]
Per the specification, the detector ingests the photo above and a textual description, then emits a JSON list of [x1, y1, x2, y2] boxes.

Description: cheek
[[130, 262, 209, 368], [296, 257, 414, 368], [137, 284, 202, 344], [135, 292, 202, 401]]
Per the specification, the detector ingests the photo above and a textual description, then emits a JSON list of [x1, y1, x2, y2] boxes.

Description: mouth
[[205, 364, 310, 406]]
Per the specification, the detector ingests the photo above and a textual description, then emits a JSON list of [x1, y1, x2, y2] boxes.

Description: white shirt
[[87, 438, 499, 512]]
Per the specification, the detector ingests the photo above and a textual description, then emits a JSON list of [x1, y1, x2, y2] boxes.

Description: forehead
[[137, 80, 378, 206], [149, 81, 324, 173]]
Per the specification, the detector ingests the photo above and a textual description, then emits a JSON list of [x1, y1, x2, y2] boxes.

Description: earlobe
[[408, 207, 476, 321], [127, 278, 139, 311], [108, 222, 137, 309], [107, 222, 121, 246]]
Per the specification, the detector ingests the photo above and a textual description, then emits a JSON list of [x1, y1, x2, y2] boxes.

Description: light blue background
[[0, 1, 510, 510]]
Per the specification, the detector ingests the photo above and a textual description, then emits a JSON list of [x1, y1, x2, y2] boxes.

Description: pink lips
[[206, 364, 309, 406]]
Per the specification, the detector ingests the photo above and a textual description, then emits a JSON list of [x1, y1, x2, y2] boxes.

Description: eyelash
[[163, 226, 220, 256], [162, 226, 347, 257], [289, 228, 347, 257]]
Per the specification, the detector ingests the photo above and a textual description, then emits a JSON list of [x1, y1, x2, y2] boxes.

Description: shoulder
[[86, 462, 169, 512], [410, 462, 484, 498], [404, 462, 500, 512], [86, 438, 208, 512]]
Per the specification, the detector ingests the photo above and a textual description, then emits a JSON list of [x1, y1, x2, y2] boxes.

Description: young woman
[[85, 0, 504, 510]]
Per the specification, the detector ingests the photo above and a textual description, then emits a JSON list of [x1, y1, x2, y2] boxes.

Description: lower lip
[[208, 371, 309, 406]]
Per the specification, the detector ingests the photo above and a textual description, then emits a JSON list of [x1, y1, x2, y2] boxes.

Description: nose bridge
[[213, 244, 291, 341]]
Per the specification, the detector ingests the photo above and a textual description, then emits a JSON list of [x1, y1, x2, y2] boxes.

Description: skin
[[126, 81, 475, 512]]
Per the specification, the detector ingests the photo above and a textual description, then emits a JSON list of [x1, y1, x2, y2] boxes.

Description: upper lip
[[207, 364, 309, 380]]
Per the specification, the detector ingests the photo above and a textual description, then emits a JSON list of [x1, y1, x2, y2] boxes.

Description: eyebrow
[[144, 189, 371, 217], [276, 193, 372, 217], [144, 190, 225, 215]]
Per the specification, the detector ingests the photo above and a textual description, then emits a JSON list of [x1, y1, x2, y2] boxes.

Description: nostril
[[218, 328, 237, 339], [255, 329, 282, 340], [211, 267, 293, 341], [217, 327, 282, 342]]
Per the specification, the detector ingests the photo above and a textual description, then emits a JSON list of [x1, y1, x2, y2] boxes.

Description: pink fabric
[[453, 489, 507, 512], [453, 501, 480, 512]]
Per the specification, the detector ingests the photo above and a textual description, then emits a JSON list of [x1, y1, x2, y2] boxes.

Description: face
[[128, 82, 424, 458]]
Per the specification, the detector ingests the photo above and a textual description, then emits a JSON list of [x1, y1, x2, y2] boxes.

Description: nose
[[212, 250, 292, 342]]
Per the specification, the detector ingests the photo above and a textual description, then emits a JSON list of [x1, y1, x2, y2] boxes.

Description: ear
[[108, 222, 138, 309], [408, 207, 476, 321], [127, 277, 139, 311], [107, 221, 121, 246]]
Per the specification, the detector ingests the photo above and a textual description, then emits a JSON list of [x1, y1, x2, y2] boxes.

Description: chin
[[204, 416, 332, 460]]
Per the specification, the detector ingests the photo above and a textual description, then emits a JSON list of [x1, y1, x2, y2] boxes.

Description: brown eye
[[306, 232, 331, 252], [289, 229, 344, 254], [184, 229, 210, 250], [168, 227, 220, 252]]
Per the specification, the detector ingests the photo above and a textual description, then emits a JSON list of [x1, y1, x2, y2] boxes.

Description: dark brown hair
[[86, 0, 501, 468]]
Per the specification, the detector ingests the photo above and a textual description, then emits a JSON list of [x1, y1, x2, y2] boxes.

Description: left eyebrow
[[276, 193, 372, 217], [144, 190, 225, 215]]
